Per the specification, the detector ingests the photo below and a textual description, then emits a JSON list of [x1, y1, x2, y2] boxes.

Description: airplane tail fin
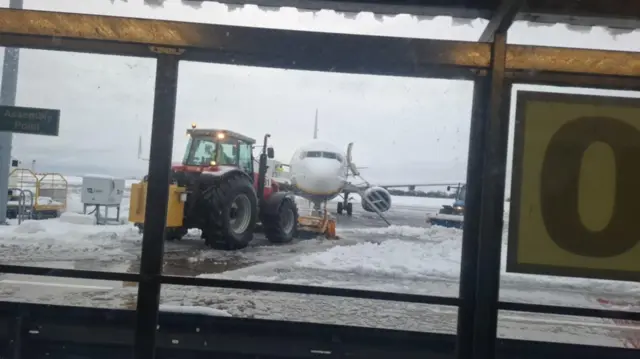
[[138, 135, 149, 161], [313, 108, 318, 139]]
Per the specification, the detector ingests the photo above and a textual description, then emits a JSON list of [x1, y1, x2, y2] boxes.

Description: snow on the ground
[[293, 224, 638, 295], [58, 212, 98, 225], [0, 215, 140, 262]]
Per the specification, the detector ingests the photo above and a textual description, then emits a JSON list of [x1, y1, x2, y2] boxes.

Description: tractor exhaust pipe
[[257, 134, 271, 203]]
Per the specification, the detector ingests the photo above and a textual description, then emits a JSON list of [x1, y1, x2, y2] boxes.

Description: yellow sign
[[507, 91, 640, 282]]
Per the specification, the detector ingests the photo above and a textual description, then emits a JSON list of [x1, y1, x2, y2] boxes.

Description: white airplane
[[272, 110, 460, 222]]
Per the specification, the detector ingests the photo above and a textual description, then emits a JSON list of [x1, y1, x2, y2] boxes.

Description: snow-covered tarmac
[[0, 176, 638, 349]]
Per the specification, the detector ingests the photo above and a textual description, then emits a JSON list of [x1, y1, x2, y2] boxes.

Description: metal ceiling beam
[[478, 0, 524, 42], [1, 8, 640, 78]]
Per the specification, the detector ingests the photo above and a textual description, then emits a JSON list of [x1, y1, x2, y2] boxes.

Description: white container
[[81, 174, 125, 206]]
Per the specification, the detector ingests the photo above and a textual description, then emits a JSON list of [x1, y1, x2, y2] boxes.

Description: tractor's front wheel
[[262, 197, 298, 244], [203, 173, 258, 250]]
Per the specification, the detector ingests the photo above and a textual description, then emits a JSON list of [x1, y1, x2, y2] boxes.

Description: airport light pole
[[0, 0, 23, 224]]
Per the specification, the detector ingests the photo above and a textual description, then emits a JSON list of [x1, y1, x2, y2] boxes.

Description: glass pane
[[185, 137, 217, 166], [159, 60, 472, 335], [219, 142, 238, 165], [238, 143, 253, 173], [0, 46, 155, 309], [498, 83, 640, 345]]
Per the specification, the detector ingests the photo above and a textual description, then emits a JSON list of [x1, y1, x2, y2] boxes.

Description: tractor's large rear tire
[[202, 173, 258, 250], [262, 197, 298, 244]]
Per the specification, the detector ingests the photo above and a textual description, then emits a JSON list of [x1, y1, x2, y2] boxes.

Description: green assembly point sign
[[0, 105, 60, 136]]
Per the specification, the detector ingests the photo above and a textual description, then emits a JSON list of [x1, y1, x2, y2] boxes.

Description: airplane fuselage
[[288, 140, 348, 206]]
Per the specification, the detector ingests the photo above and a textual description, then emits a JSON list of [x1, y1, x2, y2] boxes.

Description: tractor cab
[[177, 126, 274, 175]]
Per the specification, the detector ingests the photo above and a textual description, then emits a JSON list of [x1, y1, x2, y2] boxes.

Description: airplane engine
[[361, 186, 392, 213]]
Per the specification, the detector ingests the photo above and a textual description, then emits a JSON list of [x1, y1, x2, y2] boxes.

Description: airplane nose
[[308, 161, 341, 176]]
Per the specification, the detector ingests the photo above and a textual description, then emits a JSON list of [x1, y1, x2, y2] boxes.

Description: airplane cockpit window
[[300, 151, 343, 161], [322, 152, 343, 162], [322, 152, 337, 159]]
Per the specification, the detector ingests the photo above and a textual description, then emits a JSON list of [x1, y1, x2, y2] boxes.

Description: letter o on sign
[[540, 116, 640, 258]]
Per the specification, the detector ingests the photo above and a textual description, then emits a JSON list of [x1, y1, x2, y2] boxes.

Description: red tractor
[[129, 127, 299, 250]]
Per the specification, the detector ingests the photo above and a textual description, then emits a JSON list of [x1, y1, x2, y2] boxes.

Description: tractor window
[[457, 186, 466, 201], [185, 137, 217, 166], [182, 137, 193, 164], [219, 142, 238, 165], [238, 142, 253, 173]]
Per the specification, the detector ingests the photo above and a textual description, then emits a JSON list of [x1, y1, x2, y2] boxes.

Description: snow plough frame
[[129, 127, 300, 250]]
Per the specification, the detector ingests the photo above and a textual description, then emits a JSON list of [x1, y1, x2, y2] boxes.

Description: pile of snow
[[296, 229, 461, 280], [338, 224, 458, 241], [294, 225, 638, 294], [0, 217, 140, 262]]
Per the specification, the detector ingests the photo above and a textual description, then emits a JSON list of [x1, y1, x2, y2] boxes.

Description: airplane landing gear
[[337, 192, 353, 216]]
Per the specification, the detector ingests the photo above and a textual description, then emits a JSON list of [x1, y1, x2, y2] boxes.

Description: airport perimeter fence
[[0, 3, 639, 359]]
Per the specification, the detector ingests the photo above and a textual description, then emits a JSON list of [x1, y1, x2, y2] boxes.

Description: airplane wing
[[342, 181, 464, 193], [344, 142, 464, 191], [370, 182, 464, 189]]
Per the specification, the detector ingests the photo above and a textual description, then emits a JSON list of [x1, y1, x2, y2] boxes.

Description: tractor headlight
[[180, 193, 187, 202], [216, 132, 225, 139], [454, 206, 464, 213], [210, 160, 217, 166]]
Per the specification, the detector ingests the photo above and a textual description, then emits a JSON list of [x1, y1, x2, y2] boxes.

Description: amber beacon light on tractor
[[129, 125, 302, 250]]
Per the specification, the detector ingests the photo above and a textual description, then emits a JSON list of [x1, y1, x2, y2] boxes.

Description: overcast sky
[[2, 0, 640, 187]]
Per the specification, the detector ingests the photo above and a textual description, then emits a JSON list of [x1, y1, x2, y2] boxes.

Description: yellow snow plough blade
[[297, 212, 338, 239]]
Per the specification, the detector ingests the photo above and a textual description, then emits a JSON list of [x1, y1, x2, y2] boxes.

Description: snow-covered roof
[[146, 0, 640, 32]]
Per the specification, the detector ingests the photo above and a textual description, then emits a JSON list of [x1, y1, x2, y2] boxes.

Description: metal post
[[133, 54, 179, 359], [0, 0, 23, 225], [471, 31, 510, 359], [457, 2, 518, 356], [455, 71, 491, 359]]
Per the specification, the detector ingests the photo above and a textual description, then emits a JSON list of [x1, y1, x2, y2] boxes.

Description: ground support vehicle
[[129, 127, 300, 250], [426, 184, 465, 229]]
